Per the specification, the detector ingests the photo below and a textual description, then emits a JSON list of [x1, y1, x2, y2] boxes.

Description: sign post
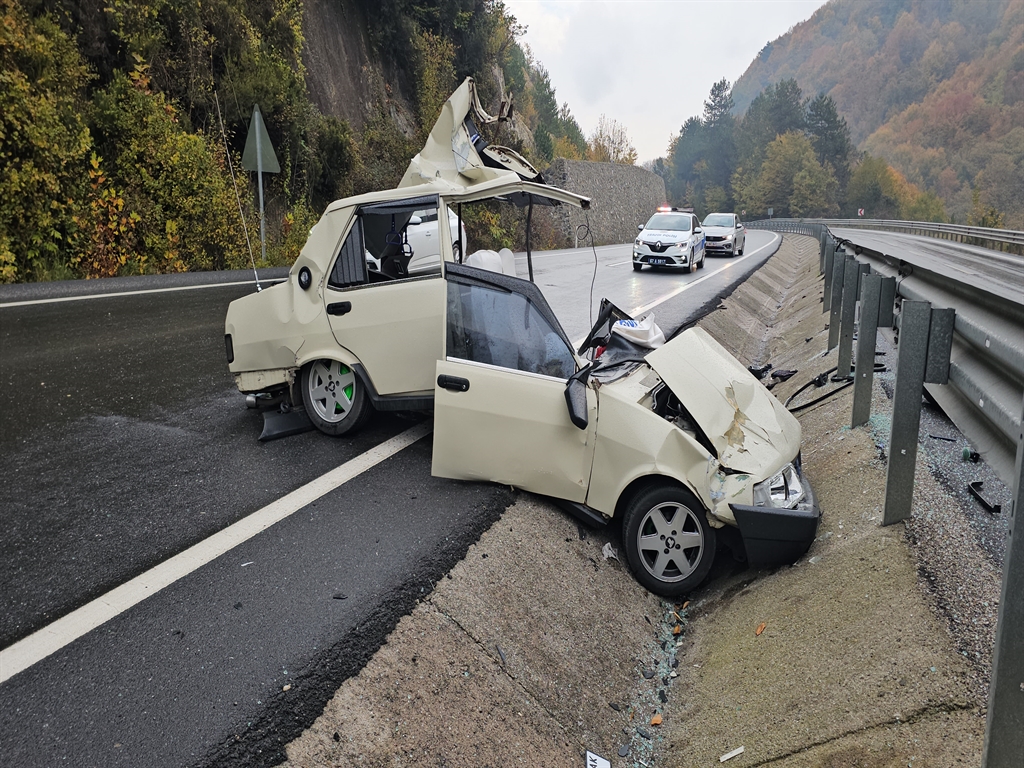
[[241, 105, 280, 263]]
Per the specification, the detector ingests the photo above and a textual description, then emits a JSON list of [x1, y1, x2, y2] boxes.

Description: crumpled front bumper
[[729, 471, 820, 567]]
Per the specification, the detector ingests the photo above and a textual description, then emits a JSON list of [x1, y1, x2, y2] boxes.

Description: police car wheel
[[632, 262, 643, 271]]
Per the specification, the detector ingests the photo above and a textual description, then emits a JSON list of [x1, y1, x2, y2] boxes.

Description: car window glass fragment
[[447, 281, 576, 380]]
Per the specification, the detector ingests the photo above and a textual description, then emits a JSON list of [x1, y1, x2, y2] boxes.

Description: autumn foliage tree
[[587, 115, 638, 165]]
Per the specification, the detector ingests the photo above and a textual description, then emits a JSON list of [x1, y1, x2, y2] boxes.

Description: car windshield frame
[[644, 213, 692, 232], [702, 214, 735, 227]]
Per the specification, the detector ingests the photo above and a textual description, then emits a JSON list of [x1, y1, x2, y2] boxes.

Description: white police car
[[632, 208, 706, 272]]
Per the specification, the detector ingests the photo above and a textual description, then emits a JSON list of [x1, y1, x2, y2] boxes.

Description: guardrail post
[[823, 241, 836, 313], [818, 229, 827, 275], [883, 301, 932, 525], [852, 274, 882, 427], [983, 393, 1024, 767], [835, 258, 862, 380], [882, 302, 956, 525], [827, 249, 847, 349]]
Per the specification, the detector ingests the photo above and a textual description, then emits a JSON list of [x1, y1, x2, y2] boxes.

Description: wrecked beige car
[[431, 286, 819, 596], [226, 78, 819, 596], [225, 78, 589, 436]]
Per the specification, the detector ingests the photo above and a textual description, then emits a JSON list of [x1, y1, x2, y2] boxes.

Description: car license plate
[[649, 258, 667, 265]]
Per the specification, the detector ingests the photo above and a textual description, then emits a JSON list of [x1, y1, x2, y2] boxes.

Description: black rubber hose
[[785, 363, 886, 413]]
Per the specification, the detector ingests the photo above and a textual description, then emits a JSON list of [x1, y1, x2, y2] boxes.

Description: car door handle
[[326, 301, 351, 316], [437, 374, 470, 392]]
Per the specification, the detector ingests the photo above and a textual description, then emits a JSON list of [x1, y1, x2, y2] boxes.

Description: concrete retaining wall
[[542, 159, 667, 247]]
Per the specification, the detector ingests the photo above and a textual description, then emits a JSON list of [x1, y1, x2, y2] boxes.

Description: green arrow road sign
[[242, 105, 280, 174]]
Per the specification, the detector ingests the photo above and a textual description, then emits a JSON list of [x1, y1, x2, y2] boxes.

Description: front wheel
[[697, 249, 706, 269], [688, 249, 697, 273], [632, 262, 643, 272], [622, 484, 717, 597], [300, 359, 372, 436]]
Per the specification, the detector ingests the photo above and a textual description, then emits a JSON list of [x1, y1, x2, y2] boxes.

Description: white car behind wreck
[[224, 79, 819, 596]]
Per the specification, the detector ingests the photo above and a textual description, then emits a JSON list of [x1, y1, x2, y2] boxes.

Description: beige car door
[[431, 263, 597, 502], [324, 195, 447, 397]]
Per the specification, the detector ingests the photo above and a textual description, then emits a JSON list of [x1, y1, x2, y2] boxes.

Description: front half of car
[[431, 266, 820, 598]]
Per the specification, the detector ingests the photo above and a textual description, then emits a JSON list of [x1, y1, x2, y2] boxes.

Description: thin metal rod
[[526, 196, 534, 282]]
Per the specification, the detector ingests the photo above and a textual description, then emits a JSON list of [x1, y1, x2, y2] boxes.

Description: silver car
[[701, 213, 745, 257]]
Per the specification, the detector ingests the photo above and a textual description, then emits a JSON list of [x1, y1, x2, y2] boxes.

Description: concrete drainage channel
[[279, 235, 997, 767]]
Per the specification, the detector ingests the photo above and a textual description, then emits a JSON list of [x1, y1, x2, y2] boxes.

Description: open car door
[[431, 263, 597, 502]]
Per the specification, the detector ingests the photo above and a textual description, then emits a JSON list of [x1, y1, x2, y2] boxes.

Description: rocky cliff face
[[301, 0, 416, 134]]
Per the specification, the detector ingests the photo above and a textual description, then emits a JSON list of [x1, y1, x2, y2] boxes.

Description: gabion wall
[[542, 159, 667, 247]]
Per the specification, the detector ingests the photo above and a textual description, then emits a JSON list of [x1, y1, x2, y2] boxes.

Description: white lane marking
[[630, 234, 779, 316], [0, 421, 433, 685], [571, 233, 780, 347], [0, 279, 280, 308], [607, 260, 632, 267]]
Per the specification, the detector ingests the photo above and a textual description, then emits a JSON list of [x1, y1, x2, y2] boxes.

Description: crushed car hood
[[644, 327, 801, 474]]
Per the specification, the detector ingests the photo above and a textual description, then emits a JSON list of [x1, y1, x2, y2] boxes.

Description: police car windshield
[[702, 214, 734, 227], [645, 214, 691, 231]]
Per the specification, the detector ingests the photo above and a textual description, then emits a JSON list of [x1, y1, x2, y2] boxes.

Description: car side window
[[328, 218, 367, 289], [446, 281, 576, 380]]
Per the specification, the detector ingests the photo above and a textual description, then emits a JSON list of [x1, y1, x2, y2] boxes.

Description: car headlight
[[635, 239, 641, 246], [677, 241, 688, 249], [724, 234, 733, 241], [752, 463, 805, 509]]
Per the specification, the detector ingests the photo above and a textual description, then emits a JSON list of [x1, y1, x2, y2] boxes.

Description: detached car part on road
[[225, 80, 819, 597]]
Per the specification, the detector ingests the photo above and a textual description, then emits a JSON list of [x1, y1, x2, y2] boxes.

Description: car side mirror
[[737, 223, 744, 229], [637, 224, 644, 232], [694, 226, 702, 234], [564, 367, 591, 430], [408, 215, 422, 226]]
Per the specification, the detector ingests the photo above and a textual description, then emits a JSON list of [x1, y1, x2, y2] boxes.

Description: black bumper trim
[[730, 476, 820, 566]]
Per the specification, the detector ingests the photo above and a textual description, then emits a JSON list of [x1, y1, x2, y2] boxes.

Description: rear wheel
[[300, 359, 372, 436], [622, 484, 716, 597]]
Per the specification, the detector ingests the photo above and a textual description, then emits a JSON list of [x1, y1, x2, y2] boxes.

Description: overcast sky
[[505, 0, 830, 163]]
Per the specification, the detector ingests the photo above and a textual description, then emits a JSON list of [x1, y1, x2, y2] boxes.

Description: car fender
[[295, 342, 361, 374], [584, 377, 722, 524]]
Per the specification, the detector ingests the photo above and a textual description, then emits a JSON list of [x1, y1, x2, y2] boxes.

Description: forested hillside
[[729, 0, 1023, 227], [0, 0, 603, 283]]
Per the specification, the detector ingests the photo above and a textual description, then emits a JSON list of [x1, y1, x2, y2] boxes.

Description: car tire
[[688, 250, 697, 273], [632, 262, 643, 272], [697, 249, 706, 269], [300, 359, 372, 436], [622, 483, 717, 597]]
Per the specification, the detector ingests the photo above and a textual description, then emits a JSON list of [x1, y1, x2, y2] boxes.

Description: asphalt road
[[0, 231, 778, 767]]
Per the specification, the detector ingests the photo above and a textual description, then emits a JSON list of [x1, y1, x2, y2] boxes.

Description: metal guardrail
[[748, 217, 1024, 255], [750, 217, 1024, 767]]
